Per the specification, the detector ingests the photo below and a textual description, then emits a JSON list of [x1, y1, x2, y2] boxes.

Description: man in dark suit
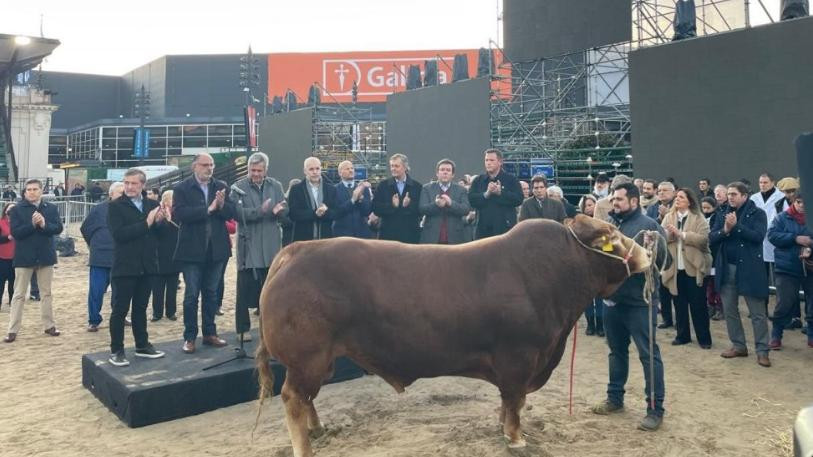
[[172, 153, 236, 354], [288, 156, 338, 242], [107, 169, 165, 366], [468, 148, 524, 239], [518, 175, 566, 223], [333, 160, 373, 239], [372, 153, 423, 244], [419, 158, 471, 244]]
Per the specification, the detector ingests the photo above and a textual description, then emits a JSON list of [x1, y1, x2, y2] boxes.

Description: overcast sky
[[1, 0, 781, 76]]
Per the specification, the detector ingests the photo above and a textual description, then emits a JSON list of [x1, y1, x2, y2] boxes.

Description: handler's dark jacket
[[606, 207, 669, 307]]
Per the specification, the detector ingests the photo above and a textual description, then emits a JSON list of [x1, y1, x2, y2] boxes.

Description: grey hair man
[[229, 151, 288, 339]]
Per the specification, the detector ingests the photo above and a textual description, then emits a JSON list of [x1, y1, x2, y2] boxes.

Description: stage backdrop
[[630, 16, 813, 187], [386, 77, 492, 184], [258, 108, 313, 187], [503, 0, 631, 61]]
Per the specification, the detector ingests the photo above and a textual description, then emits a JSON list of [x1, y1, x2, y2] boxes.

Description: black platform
[[81, 329, 364, 428]]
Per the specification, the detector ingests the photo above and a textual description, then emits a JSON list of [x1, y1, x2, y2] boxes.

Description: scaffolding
[[490, 0, 754, 196], [312, 103, 388, 183]]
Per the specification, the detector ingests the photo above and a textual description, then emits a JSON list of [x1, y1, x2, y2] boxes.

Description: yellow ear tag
[[601, 236, 614, 252]]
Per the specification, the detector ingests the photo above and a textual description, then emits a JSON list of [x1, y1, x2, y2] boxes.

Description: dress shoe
[[3, 333, 16, 343], [150, 316, 162, 322], [182, 340, 196, 354], [87, 324, 99, 332], [638, 413, 663, 431], [215, 309, 224, 316], [807, 340, 813, 348], [720, 347, 748, 358], [699, 344, 711, 350], [768, 339, 782, 350], [253, 309, 260, 316], [671, 339, 690, 346], [657, 323, 672, 329], [125, 317, 132, 327], [203, 335, 227, 347], [43, 327, 61, 337], [167, 315, 177, 321], [757, 355, 771, 367]]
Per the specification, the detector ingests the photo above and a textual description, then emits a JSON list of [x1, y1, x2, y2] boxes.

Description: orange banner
[[268, 49, 502, 103]]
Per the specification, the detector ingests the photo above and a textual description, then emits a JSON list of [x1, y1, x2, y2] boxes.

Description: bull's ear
[[570, 215, 613, 249]]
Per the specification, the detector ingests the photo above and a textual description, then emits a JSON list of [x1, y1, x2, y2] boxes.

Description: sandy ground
[[0, 242, 810, 457]]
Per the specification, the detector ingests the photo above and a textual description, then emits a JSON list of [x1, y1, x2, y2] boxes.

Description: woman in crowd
[[767, 193, 813, 349], [0, 202, 15, 309], [701, 196, 724, 320], [662, 188, 713, 348], [578, 194, 603, 336], [151, 191, 180, 321]]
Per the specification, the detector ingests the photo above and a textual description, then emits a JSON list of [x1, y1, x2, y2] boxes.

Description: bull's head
[[567, 215, 651, 293]]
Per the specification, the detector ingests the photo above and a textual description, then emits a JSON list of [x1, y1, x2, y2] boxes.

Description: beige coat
[[661, 210, 713, 295], [593, 196, 613, 221]]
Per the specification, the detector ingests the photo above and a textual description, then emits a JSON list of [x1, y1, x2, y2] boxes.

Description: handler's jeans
[[720, 264, 769, 355], [88, 266, 111, 326], [772, 272, 813, 342], [603, 303, 665, 417], [182, 260, 224, 342]]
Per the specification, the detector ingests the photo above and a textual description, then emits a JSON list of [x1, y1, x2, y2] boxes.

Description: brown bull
[[255, 215, 650, 456]]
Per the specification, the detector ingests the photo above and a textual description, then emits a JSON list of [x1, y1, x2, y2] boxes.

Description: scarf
[[788, 204, 806, 226]]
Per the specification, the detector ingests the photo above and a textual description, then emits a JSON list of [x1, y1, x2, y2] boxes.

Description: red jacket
[[0, 216, 15, 260]]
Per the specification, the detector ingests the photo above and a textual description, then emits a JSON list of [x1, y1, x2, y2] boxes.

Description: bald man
[[288, 156, 339, 241], [172, 153, 236, 354], [333, 160, 373, 238]]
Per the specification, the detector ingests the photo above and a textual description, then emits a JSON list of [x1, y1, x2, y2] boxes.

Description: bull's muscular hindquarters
[[257, 216, 650, 457]]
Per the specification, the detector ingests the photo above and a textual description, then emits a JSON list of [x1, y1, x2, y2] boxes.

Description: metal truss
[[490, 42, 632, 196], [307, 84, 389, 183]]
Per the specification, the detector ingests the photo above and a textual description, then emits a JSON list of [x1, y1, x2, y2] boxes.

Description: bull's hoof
[[503, 435, 527, 448], [309, 425, 326, 439]]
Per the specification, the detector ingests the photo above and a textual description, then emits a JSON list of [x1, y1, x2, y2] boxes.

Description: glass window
[[118, 127, 135, 137], [167, 148, 182, 156], [149, 137, 166, 149], [102, 128, 117, 139], [118, 138, 134, 149], [167, 138, 182, 148], [102, 150, 117, 162], [183, 137, 206, 148], [207, 137, 232, 147], [233, 125, 246, 135], [208, 125, 232, 136], [167, 126, 181, 136], [183, 125, 206, 136], [102, 138, 117, 149], [148, 126, 167, 137], [233, 136, 246, 147]]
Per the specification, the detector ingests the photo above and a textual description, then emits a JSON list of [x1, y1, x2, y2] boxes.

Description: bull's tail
[[252, 324, 274, 439]]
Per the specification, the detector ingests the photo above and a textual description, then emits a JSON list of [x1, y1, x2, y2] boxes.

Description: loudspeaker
[[307, 84, 320, 106], [453, 54, 470, 81], [406, 65, 422, 90], [673, 0, 697, 41], [477, 48, 494, 77], [795, 132, 813, 225], [782, 0, 809, 20], [423, 60, 438, 87]]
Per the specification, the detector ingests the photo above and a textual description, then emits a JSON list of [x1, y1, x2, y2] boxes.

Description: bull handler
[[592, 182, 670, 431]]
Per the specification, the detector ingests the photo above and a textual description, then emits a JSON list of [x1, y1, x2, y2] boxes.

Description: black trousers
[[236, 268, 268, 334], [110, 275, 153, 353], [0, 258, 14, 303], [151, 272, 179, 318], [673, 270, 712, 345], [659, 283, 674, 326]]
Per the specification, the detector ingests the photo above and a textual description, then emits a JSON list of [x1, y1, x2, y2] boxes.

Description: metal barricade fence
[[55, 200, 99, 238]]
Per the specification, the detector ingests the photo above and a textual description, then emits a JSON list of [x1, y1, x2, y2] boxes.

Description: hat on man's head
[[595, 172, 610, 184], [777, 177, 800, 192]]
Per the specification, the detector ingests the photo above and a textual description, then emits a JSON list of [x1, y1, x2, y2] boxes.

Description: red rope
[[569, 320, 578, 416]]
